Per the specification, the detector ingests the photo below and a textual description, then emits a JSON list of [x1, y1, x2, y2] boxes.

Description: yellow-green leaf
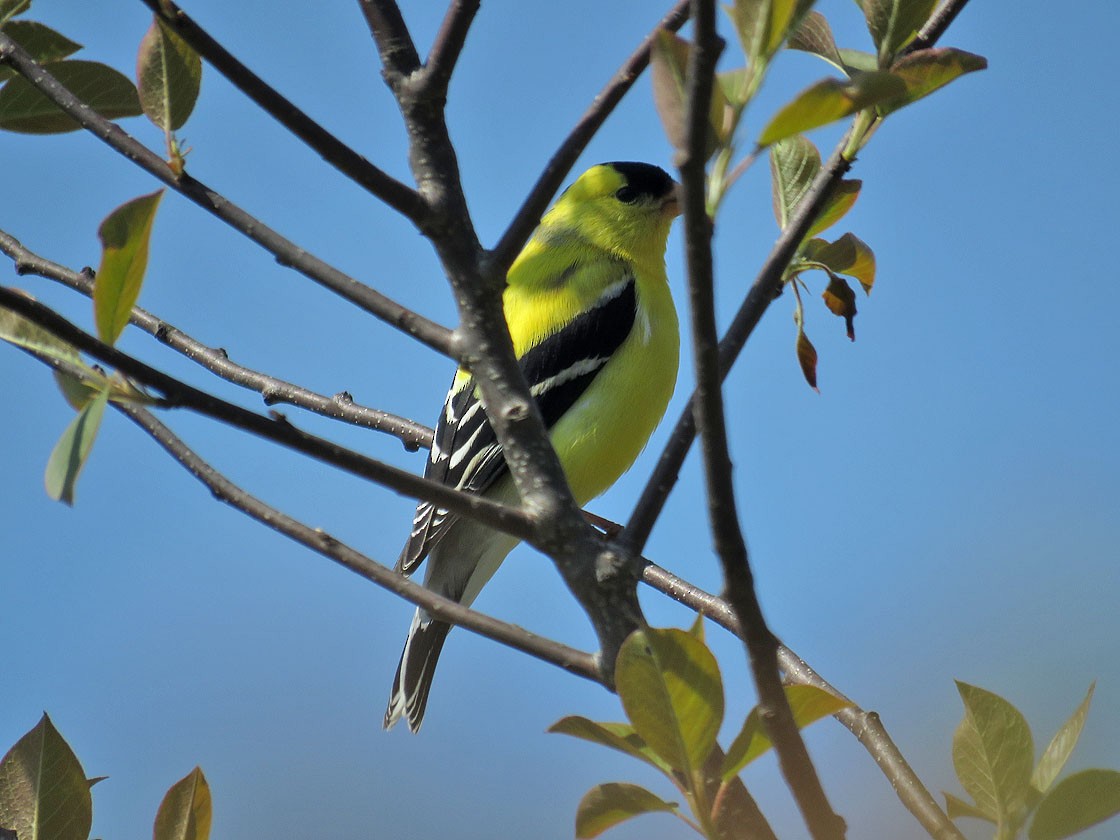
[[769, 134, 820, 229], [806, 232, 876, 293], [548, 717, 672, 776], [721, 684, 850, 779], [944, 791, 996, 823], [879, 47, 988, 116], [153, 766, 211, 840], [0, 714, 93, 840], [952, 682, 1034, 831], [0, 59, 141, 134], [0, 290, 80, 363], [787, 11, 844, 71], [856, 0, 938, 64], [44, 385, 109, 505], [758, 70, 906, 146], [1029, 769, 1120, 840], [136, 16, 201, 132], [1032, 683, 1095, 796], [575, 783, 677, 839], [0, 0, 31, 26], [94, 189, 163, 344], [615, 627, 723, 776], [808, 179, 861, 237], [0, 20, 81, 83]]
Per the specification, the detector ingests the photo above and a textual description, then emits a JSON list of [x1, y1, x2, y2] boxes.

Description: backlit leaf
[[879, 47, 988, 116], [136, 16, 201, 131], [153, 766, 212, 840], [805, 232, 876, 293], [0, 714, 92, 840], [1032, 684, 1095, 796], [788, 11, 843, 71], [615, 627, 723, 776], [0, 59, 141, 133], [0, 0, 30, 26], [0, 20, 81, 83], [548, 717, 672, 776], [758, 71, 906, 146], [575, 783, 677, 839], [1029, 769, 1120, 840], [807, 178, 860, 237], [856, 0, 938, 64], [822, 275, 857, 340], [94, 189, 163, 344], [952, 682, 1034, 831], [650, 30, 727, 157], [944, 791, 996, 823], [769, 134, 820, 229], [722, 684, 850, 779], [44, 385, 109, 505]]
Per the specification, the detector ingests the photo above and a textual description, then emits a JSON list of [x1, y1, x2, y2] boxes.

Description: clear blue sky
[[2, 2, 1117, 838]]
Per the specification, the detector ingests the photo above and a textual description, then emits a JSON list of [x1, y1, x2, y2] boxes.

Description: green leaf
[[136, 17, 201, 132], [787, 11, 844, 71], [0, 59, 141, 133], [615, 627, 724, 776], [0, 290, 81, 364], [44, 385, 109, 505], [769, 134, 820, 229], [721, 684, 850, 779], [944, 791, 996, 823], [729, 0, 814, 65], [0, 0, 31, 25], [575, 783, 677, 839], [94, 189, 163, 345], [153, 766, 211, 840], [808, 179, 861, 237], [649, 30, 727, 158], [0, 714, 93, 840], [855, 0, 938, 64], [548, 717, 672, 776], [822, 275, 857, 340], [1032, 684, 1096, 796], [838, 48, 878, 74], [953, 682, 1035, 831], [1029, 769, 1120, 840], [805, 232, 876, 293], [0, 20, 81, 83], [879, 47, 988, 116], [758, 70, 906, 146]]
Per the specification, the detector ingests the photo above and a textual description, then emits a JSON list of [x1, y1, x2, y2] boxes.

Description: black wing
[[397, 277, 637, 574]]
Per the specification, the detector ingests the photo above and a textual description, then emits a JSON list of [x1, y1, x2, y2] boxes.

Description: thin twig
[[677, 1, 842, 836], [489, 0, 692, 272], [0, 286, 529, 540], [0, 33, 453, 357], [422, 0, 481, 95], [357, 0, 421, 78], [117, 402, 598, 681], [138, 0, 426, 223], [621, 0, 975, 554], [0, 228, 433, 451]]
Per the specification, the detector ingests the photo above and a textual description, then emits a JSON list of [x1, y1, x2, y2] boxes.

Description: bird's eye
[[615, 185, 639, 204]]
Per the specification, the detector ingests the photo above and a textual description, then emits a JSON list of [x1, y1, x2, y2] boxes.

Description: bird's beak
[[662, 181, 683, 218]]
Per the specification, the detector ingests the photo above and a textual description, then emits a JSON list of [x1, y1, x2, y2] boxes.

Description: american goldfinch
[[385, 162, 681, 732]]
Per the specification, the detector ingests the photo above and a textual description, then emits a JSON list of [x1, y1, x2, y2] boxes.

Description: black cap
[[603, 162, 675, 201]]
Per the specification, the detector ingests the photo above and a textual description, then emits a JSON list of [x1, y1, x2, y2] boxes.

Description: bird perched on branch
[[385, 162, 682, 732]]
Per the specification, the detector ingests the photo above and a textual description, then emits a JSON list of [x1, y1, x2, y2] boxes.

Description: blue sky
[[2, 2, 1118, 839]]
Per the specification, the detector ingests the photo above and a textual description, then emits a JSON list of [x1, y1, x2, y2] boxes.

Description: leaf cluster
[[947, 682, 1120, 840], [0, 714, 211, 840], [550, 622, 849, 838]]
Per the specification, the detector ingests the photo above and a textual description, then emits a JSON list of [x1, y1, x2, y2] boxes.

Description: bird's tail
[[383, 609, 451, 733]]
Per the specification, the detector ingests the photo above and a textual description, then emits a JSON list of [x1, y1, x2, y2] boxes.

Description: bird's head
[[541, 162, 681, 266]]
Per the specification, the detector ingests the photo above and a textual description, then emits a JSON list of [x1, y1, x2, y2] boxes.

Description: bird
[[384, 161, 682, 732]]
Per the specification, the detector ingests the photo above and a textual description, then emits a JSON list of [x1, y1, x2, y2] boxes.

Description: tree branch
[[621, 0, 975, 555], [0, 228, 433, 451], [116, 402, 599, 681], [489, 0, 692, 272], [0, 33, 453, 356], [422, 0, 481, 96], [677, 2, 843, 836], [357, 0, 421, 78], [0, 286, 528, 540], [138, 0, 427, 223]]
